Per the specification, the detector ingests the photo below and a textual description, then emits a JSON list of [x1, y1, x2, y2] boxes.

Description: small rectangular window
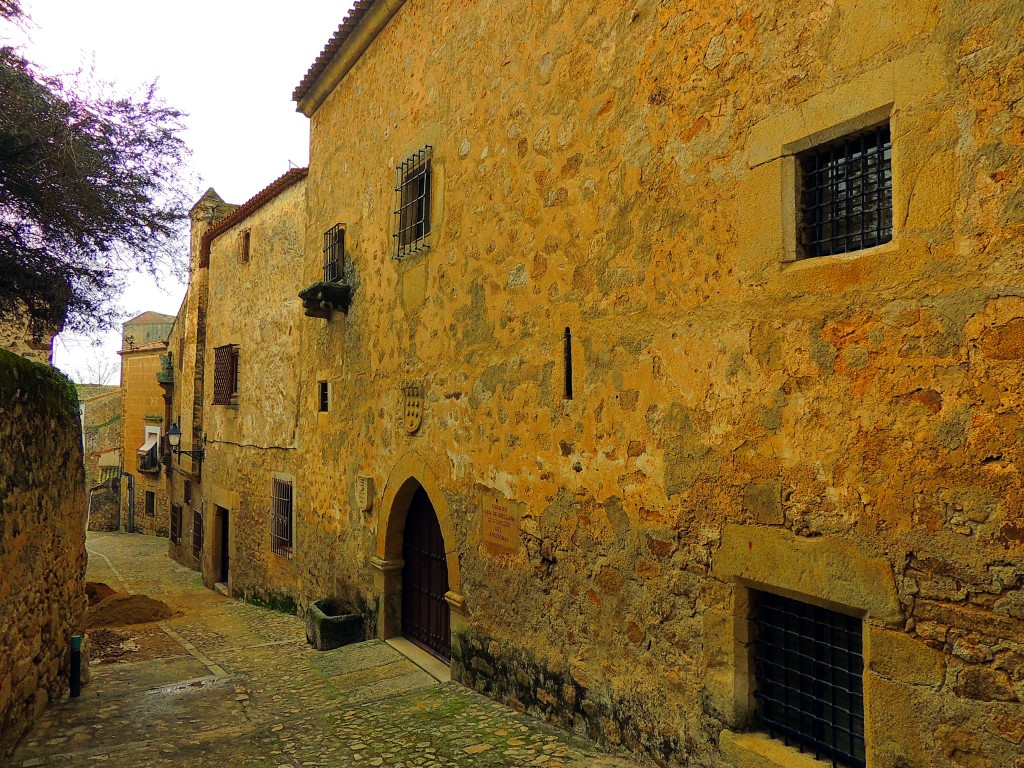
[[751, 590, 866, 767], [393, 146, 432, 259], [239, 229, 251, 263], [192, 509, 203, 562], [271, 479, 293, 557], [170, 504, 182, 545], [184, 479, 192, 505], [145, 491, 155, 517], [323, 224, 344, 282], [318, 381, 329, 412], [213, 344, 240, 405], [799, 123, 892, 258]]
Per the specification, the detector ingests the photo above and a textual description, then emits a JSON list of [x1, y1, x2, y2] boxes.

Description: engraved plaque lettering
[[480, 488, 520, 554]]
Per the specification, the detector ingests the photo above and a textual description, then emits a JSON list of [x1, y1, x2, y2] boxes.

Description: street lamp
[[167, 422, 205, 461]]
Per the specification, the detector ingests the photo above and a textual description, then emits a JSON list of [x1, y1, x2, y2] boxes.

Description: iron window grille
[[751, 590, 866, 768], [799, 123, 892, 258], [170, 504, 182, 545], [323, 224, 345, 283], [318, 381, 329, 412], [393, 146, 432, 259], [192, 509, 204, 563], [271, 479, 293, 557], [213, 344, 240, 405]]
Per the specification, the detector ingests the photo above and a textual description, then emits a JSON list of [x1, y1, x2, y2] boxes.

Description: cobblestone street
[[10, 533, 643, 768]]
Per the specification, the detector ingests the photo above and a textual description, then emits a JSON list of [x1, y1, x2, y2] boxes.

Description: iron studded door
[[402, 487, 451, 661]]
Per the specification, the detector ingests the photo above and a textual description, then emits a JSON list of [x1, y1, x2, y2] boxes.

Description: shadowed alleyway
[[11, 533, 643, 768]]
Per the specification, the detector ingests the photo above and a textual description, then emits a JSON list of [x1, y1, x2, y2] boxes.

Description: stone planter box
[[306, 598, 363, 650]]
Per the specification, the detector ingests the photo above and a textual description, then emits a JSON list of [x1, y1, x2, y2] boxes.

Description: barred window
[[213, 344, 240, 405], [170, 504, 182, 545], [192, 509, 204, 563], [271, 479, 293, 557], [751, 590, 866, 768], [799, 123, 892, 258], [393, 146, 432, 259], [323, 224, 344, 283], [318, 381, 329, 413]]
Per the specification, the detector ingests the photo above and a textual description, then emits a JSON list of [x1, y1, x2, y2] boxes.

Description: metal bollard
[[70, 634, 82, 698]]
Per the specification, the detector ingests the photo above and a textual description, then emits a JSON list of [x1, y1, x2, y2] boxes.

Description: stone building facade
[[78, 385, 122, 531], [0, 350, 87, 759], [168, 2, 1024, 766], [119, 312, 174, 537]]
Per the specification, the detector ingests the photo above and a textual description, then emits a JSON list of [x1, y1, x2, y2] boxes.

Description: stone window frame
[[710, 523, 903, 768], [738, 50, 945, 277]]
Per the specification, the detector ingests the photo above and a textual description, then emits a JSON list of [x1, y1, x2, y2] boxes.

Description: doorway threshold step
[[386, 637, 451, 683], [213, 582, 229, 596]]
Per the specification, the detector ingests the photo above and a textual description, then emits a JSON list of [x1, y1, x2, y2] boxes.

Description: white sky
[[7, 0, 355, 382]]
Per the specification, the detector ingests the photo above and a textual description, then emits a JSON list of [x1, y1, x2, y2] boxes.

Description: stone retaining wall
[[0, 350, 88, 759]]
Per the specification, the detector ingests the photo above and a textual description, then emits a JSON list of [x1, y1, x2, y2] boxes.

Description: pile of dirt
[[87, 593, 176, 629], [86, 581, 117, 606]]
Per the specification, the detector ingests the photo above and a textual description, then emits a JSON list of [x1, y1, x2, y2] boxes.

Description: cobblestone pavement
[[12, 533, 644, 768]]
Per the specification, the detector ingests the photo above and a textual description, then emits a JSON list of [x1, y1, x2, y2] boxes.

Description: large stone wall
[[0, 350, 87, 759], [182, 1, 1024, 766]]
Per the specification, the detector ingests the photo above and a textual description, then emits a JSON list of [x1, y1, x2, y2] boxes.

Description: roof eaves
[[292, 0, 407, 116]]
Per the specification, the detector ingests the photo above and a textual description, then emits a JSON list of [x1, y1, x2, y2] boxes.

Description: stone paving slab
[[12, 532, 645, 768]]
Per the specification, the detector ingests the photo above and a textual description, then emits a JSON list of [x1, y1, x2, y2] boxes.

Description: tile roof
[[292, 0, 378, 104], [125, 311, 176, 326], [199, 167, 308, 267]]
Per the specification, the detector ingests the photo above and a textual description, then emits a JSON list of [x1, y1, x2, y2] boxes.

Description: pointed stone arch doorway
[[371, 452, 466, 665]]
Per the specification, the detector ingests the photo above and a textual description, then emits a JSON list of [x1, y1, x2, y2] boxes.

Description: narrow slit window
[[393, 146, 432, 259], [239, 230, 251, 263], [751, 590, 866, 767], [318, 381, 329, 412], [799, 123, 892, 258], [170, 505, 182, 545]]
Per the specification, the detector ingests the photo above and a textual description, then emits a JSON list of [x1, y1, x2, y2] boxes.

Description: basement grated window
[[799, 123, 892, 258], [192, 509, 203, 563], [393, 146, 432, 259], [751, 590, 866, 768], [271, 479, 293, 557], [323, 224, 345, 282]]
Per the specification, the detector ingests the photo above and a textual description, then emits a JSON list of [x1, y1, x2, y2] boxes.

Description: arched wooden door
[[401, 486, 451, 661]]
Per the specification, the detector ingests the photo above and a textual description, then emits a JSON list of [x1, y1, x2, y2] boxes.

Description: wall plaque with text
[[480, 488, 521, 554]]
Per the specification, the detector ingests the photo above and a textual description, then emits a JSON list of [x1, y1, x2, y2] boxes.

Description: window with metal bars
[[318, 381, 329, 412], [271, 479, 293, 557], [751, 590, 866, 768], [212, 344, 239, 405], [799, 123, 892, 258], [192, 509, 203, 562], [170, 504, 182, 545], [323, 224, 344, 282], [393, 146, 432, 259]]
